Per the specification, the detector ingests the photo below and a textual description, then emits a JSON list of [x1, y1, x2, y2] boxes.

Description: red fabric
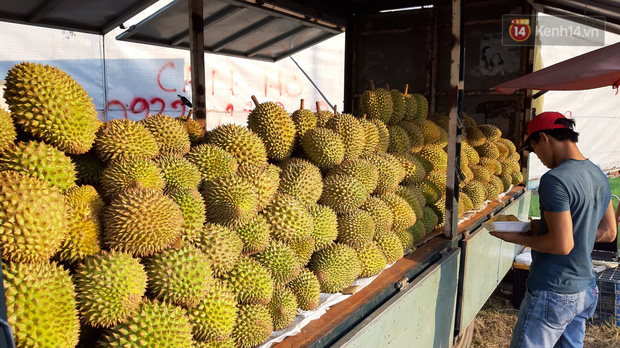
[[493, 42, 620, 94]]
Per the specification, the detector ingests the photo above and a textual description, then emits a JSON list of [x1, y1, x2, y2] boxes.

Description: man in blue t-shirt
[[490, 111, 617, 348]]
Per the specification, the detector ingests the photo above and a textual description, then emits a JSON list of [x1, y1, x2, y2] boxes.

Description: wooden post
[[189, 0, 206, 136]]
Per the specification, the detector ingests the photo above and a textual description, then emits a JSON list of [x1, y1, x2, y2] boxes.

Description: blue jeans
[[510, 285, 599, 348]]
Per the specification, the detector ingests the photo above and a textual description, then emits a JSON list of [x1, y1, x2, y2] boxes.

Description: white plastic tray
[[482, 220, 531, 233]]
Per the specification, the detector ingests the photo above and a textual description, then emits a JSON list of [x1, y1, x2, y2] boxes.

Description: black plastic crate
[[593, 268, 620, 326], [512, 268, 529, 309]]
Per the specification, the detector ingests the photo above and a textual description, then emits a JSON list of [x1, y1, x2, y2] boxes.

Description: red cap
[[519, 111, 570, 152]]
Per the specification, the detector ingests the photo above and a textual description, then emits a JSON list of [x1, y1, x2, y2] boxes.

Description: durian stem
[[187, 109, 193, 120], [333, 105, 338, 115], [386, 84, 390, 92], [370, 80, 375, 91], [362, 114, 367, 120], [300, 99, 304, 110], [251, 95, 260, 107], [316, 101, 321, 112], [404, 84, 409, 96]]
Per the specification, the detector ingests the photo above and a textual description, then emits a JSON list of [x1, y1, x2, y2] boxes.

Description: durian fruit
[[499, 173, 512, 191], [359, 118, 380, 154], [485, 176, 503, 200], [412, 93, 428, 120], [395, 152, 426, 185], [478, 157, 497, 174], [422, 120, 442, 145], [233, 304, 273, 348], [103, 187, 183, 257], [154, 155, 201, 192], [94, 119, 159, 162], [57, 185, 104, 263], [359, 153, 406, 195], [370, 119, 390, 153], [460, 192, 474, 213], [475, 142, 499, 160], [355, 241, 387, 277], [314, 102, 334, 127], [201, 173, 259, 226], [248, 96, 296, 161], [236, 163, 280, 211], [186, 144, 239, 183], [402, 86, 417, 121], [175, 115, 203, 146], [207, 124, 268, 166], [432, 197, 446, 226], [262, 193, 314, 244], [388, 125, 412, 154], [222, 257, 274, 305], [301, 127, 345, 168], [360, 196, 395, 238], [278, 158, 324, 207], [70, 151, 104, 186], [501, 159, 521, 176], [0, 171, 68, 264], [421, 206, 439, 235], [99, 157, 165, 200], [419, 145, 448, 172], [464, 126, 487, 147], [4, 62, 99, 154], [195, 339, 236, 348], [381, 193, 416, 231], [479, 124, 501, 141], [360, 84, 393, 124], [188, 280, 238, 342], [235, 215, 271, 255], [470, 164, 492, 183], [328, 158, 379, 195], [463, 113, 477, 128], [389, 88, 406, 124], [415, 179, 442, 205], [395, 185, 424, 222], [318, 174, 368, 213], [163, 188, 204, 242], [309, 243, 361, 293], [336, 209, 376, 249], [253, 241, 301, 284], [398, 121, 425, 153], [0, 108, 16, 152], [425, 170, 447, 194], [495, 141, 509, 161], [290, 234, 315, 267], [144, 245, 213, 308], [268, 285, 298, 330], [307, 204, 338, 251], [140, 114, 191, 156], [99, 300, 194, 348], [291, 99, 317, 144], [499, 138, 517, 153], [195, 223, 243, 277], [462, 181, 487, 210], [286, 269, 320, 311], [461, 142, 480, 165], [73, 251, 147, 328], [325, 113, 366, 161], [4, 261, 80, 348], [374, 230, 404, 264], [0, 140, 77, 193], [409, 220, 426, 241], [511, 171, 524, 185]]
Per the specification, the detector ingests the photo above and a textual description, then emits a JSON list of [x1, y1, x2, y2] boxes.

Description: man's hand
[[489, 231, 528, 244]]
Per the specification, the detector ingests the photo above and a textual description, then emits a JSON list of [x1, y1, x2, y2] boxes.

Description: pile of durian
[[0, 63, 522, 348]]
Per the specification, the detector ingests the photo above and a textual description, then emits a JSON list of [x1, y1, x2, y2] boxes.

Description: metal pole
[[189, 0, 207, 135], [289, 56, 334, 111]]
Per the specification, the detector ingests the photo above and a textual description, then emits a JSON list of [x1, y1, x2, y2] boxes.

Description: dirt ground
[[472, 289, 620, 348]]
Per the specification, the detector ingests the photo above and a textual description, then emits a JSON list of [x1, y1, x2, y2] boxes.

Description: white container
[[482, 220, 531, 233]]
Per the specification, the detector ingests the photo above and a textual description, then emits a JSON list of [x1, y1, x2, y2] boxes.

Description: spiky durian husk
[[511, 171, 524, 185], [479, 124, 502, 141], [222, 257, 274, 305], [315, 108, 334, 127], [470, 164, 492, 183], [403, 94, 417, 121], [325, 113, 366, 161], [235, 215, 271, 256], [139, 114, 190, 156], [421, 206, 439, 234], [460, 191, 474, 212], [412, 93, 428, 120], [410, 220, 426, 241], [356, 241, 388, 277], [301, 127, 345, 168], [70, 150, 104, 186], [4, 62, 99, 154], [248, 101, 296, 161], [233, 304, 273, 348], [103, 187, 183, 257], [262, 193, 314, 244], [186, 143, 238, 184], [308, 243, 361, 293], [499, 172, 512, 191], [395, 229, 415, 253], [495, 141, 510, 161], [462, 181, 487, 210], [286, 268, 320, 310], [0, 140, 77, 193], [388, 125, 412, 155], [360, 196, 395, 238], [175, 115, 203, 146], [498, 138, 517, 153], [4, 261, 80, 348], [252, 241, 301, 284], [461, 141, 480, 165], [359, 118, 380, 154], [475, 141, 500, 160], [318, 174, 368, 213], [395, 185, 424, 222], [145, 245, 214, 308], [201, 173, 259, 226], [0, 108, 16, 152], [99, 157, 165, 201], [278, 158, 324, 207], [464, 126, 487, 147], [360, 88, 393, 124], [380, 193, 416, 231], [374, 230, 404, 264], [195, 339, 236, 348], [398, 121, 425, 153], [74, 251, 147, 328], [195, 223, 243, 277], [57, 185, 103, 263], [359, 153, 406, 195], [0, 171, 68, 264], [328, 158, 379, 195], [99, 300, 194, 348], [167, 188, 206, 243], [291, 107, 318, 144], [307, 203, 338, 251], [394, 152, 426, 185], [414, 179, 442, 205], [336, 209, 376, 249], [207, 124, 268, 166], [418, 144, 448, 172], [369, 119, 390, 154], [154, 155, 201, 192], [236, 163, 280, 211], [389, 89, 405, 124], [268, 285, 298, 330], [94, 119, 159, 162], [290, 234, 315, 267], [188, 280, 238, 342]]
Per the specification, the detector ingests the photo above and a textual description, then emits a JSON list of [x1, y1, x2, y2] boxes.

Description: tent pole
[[189, 0, 207, 135]]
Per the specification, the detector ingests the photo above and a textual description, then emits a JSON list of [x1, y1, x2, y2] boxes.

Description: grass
[[529, 177, 620, 218]]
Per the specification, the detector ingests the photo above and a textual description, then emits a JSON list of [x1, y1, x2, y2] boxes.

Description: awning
[[493, 41, 620, 94]]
